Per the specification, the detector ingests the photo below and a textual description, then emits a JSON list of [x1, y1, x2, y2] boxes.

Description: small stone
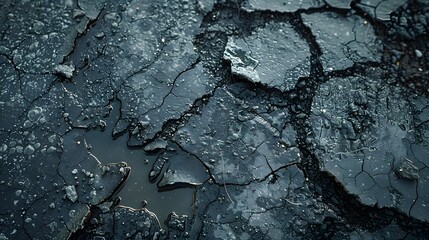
[[28, 107, 42, 122], [396, 159, 419, 180], [71, 169, 78, 175], [48, 135, 56, 144], [95, 32, 105, 39], [132, 127, 139, 135], [48, 222, 57, 232], [65, 185, 78, 202], [99, 120, 106, 129], [98, 202, 112, 213], [16, 146, 23, 154], [47, 146, 57, 154], [23, 120, 33, 128], [69, 209, 76, 218], [139, 121, 150, 128], [90, 190, 97, 200], [49, 203, 56, 209], [415, 49, 423, 58], [15, 190, 22, 196], [0, 144, 7, 152], [53, 64, 75, 79], [24, 145, 35, 155]]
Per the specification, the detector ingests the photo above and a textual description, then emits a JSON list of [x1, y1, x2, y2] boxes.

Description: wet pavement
[[1, 0, 429, 239]]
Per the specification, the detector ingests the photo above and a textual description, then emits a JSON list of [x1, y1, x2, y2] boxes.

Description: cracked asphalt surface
[[1, 0, 429, 239]]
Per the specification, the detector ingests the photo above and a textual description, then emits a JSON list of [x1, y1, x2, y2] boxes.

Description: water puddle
[[84, 102, 194, 228]]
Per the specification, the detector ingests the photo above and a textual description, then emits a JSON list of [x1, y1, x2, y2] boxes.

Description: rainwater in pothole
[[84, 101, 194, 228]]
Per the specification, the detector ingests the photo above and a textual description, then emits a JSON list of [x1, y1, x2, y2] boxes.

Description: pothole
[[83, 101, 195, 228]]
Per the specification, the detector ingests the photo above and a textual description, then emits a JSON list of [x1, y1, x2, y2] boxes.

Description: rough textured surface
[[310, 71, 429, 221], [243, 0, 325, 13], [1, 0, 429, 239], [302, 12, 382, 71], [225, 21, 310, 91]]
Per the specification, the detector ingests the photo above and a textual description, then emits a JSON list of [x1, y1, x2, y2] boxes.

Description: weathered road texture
[[1, 0, 429, 239]]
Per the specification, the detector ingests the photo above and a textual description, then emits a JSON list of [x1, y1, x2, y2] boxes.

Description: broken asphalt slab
[[1, 0, 429, 239]]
